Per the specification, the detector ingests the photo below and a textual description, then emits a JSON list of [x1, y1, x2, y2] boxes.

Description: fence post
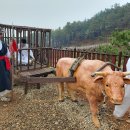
[[118, 51, 122, 70], [123, 56, 129, 71], [74, 48, 76, 58], [47, 47, 52, 67]]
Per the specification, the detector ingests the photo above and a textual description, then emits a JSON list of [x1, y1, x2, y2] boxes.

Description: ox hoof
[[71, 99, 78, 102], [93, 120, 100, 128], [58, 99, 64, 102], [95, 122, 100, 128], [92, 117, 100, 128]]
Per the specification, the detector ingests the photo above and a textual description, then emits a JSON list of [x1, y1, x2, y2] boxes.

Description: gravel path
[[0, 80, 130, 130]]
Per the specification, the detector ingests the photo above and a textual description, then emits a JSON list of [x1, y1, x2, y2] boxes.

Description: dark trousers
[[0, 60, 11, 92]]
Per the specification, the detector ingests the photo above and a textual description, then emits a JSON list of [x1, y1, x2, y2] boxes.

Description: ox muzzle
[[110, 98, 123, 105]]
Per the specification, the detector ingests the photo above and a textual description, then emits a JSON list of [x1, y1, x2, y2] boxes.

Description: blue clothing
[[0, 41, 11, 92]]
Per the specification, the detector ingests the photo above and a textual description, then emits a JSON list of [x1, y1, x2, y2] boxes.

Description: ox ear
[[123, 77, 130, 84], [94, 76, 104, 83]]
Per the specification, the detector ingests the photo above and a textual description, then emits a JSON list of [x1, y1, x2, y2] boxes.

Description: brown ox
[[56, 57, 130, 127]]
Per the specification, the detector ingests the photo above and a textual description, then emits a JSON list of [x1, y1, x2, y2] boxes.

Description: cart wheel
[[43, 56, 48, 65]]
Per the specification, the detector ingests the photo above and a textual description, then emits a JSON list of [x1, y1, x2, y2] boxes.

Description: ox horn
[[123, 71, 130, 76], [91, 72, 106, 77]]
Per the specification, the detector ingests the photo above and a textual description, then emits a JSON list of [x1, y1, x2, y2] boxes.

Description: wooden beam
[[27, 77, 76, 83]]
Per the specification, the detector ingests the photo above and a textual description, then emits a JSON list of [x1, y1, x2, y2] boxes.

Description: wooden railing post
[[118, 51, 122, 70], [73, 48, 76, 58]]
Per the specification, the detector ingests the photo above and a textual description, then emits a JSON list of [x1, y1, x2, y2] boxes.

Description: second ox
[[56, 57, 130, 128]]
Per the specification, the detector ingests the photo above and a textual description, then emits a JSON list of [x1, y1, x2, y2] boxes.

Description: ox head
[[94, 71, 130, 105]]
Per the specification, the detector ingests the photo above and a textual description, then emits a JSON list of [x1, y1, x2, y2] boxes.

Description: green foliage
[[96, 30, 130, 55], [110, 30, 130, 48], [96, 44, 119, 54]]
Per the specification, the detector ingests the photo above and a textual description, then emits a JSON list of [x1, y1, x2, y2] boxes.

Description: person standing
[[0, 27, 12, 101], [17, 38, 35, 65], [113, 58, 130, 122]]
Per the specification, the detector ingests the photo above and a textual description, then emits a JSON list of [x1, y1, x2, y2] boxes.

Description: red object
[[12, 39, 17, 52], [0, 56, 11, 70], [9, 39, 18, 54]]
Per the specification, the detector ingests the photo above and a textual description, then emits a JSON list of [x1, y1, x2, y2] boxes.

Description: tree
[[96, 30, 130, 55], [110, 30, 130, 52]]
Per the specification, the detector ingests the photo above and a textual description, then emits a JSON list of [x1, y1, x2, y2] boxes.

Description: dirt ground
[[0, 79, 130, 130]]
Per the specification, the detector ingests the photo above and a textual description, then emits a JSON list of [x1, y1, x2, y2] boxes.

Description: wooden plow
[[19, 68, 76, 94]]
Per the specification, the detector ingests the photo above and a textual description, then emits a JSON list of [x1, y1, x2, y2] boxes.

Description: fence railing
[[48, 48, 129, 71], [15, 47, 129, 72]]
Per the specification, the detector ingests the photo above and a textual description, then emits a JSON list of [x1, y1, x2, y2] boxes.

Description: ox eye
[[121, 84, 125, 88], [106, 84, 109, 87]]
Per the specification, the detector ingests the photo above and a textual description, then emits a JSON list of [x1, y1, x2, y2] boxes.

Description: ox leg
[[57, 83, 64, 102], [88, 96, 100, 128], [66, 83, 77, 102]]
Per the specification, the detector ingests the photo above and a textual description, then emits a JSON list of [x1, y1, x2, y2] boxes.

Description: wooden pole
[[10, 23, 15, 101], [10, 53, 14, 101]]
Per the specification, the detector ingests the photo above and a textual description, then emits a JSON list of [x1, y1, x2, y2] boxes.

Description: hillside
[[52, 3, 130, 48]]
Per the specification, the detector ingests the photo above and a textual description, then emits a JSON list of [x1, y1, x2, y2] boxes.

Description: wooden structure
[[0, 23, 51, 72], [20, 68, 76, 94], [0, 23, 56, 94]]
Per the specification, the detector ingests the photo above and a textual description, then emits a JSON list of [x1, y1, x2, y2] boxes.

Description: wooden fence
[[15, 47, 129, 72], [1, 23, 129, 73], [47, 48, 129, 71]]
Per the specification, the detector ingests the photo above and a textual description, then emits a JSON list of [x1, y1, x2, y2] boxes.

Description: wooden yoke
[[69, 56, 85, 77]]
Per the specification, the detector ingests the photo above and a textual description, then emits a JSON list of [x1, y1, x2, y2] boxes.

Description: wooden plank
[[27, 77, 76, 83]]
